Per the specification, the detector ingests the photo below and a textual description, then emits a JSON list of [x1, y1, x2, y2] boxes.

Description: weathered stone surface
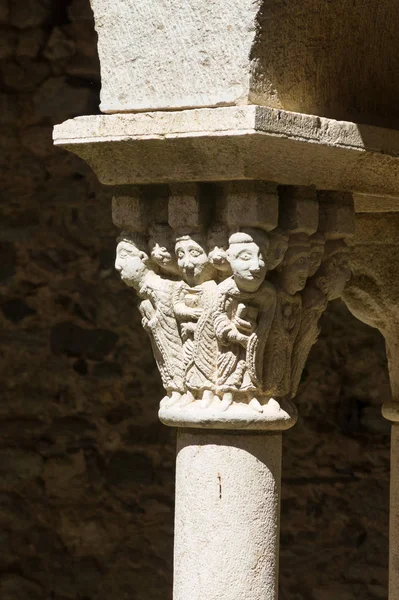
[[88, 0, 399, 129], [90, 0, 262, 112], [0, 1, 392, 598], [54, 108, 399, 199], [279, 186, 318, 234], [222, 181, 279, 231], [112, 193, 150, 232]]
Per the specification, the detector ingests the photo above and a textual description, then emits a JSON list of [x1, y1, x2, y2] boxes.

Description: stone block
[[89, 0, 270, 112], [279, 186, 318, 234], [168, 183, 205, 231], [112, 193, 148, 231], [222, 181, 278, 231], [318, 191, 355, 239]]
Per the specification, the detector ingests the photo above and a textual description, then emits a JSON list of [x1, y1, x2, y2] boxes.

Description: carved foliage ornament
[[114, 184, 353, 429]]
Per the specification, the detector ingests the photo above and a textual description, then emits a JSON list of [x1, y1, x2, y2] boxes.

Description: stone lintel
[[54, 106, 399, 201]]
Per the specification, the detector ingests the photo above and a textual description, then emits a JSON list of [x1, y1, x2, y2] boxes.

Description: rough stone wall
[[0, 1, 391, 599]]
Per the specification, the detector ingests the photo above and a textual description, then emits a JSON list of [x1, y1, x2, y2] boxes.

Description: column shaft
[[174, 430, 282, 600], [391, 424, 399, 600]]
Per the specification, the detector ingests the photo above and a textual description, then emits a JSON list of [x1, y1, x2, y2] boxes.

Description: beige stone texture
[[89, 0, 263, 112], [221, 181, 278, 232], [344, 214, 399, 402], [53, 107, 399, 198], [112, 194, 149, 232], [318, 192, 355, 240], [168, 184, 204, 232], [89, 0, 399, 127], [278, 186, 318, 235], [159, 398, 297, 432], [1, 1, 394, 598], [344, 215, 399, 600], [174, 430, 282, 600], [354, 194, 399, 213]]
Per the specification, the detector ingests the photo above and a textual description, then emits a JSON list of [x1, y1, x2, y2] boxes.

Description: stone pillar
[[344, 213, 399, 600], [52, 2, 399, 597], [174, 431, 282, 600], [106, 182, 353, 600]]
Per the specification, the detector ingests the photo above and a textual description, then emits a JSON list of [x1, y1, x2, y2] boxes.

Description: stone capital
[[344, 213, 399, 416], [113, 182, 353, 431]]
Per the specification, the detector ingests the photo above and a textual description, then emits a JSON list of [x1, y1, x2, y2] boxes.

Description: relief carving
[[114, 184, 354, 430]]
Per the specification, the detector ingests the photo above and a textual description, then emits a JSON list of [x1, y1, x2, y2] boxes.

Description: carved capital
[[344, 213, 399, 417], [114, 182, 354, 430]]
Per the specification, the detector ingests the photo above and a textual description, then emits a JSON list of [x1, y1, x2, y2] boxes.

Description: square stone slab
[[54, 105, 399, 204]]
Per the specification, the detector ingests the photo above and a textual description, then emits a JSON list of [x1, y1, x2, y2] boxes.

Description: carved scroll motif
[[114, 184, 353, 427]]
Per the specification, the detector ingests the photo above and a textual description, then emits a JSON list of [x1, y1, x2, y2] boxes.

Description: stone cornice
[[54, 106, 399, 200]]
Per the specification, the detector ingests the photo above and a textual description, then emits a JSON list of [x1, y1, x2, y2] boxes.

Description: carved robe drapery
[[213, 277, 277, 395], [289, 284, 327, 398], [173, 279, 219, 393], [263, 289, 302, 398], [138, 273, 185, 394]]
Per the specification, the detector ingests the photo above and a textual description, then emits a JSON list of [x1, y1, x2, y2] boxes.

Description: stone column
[[174, 430, 282, 600], [344, 213, 399, 600], [108, 182, 353, 600], [51, 2, 399, 597]]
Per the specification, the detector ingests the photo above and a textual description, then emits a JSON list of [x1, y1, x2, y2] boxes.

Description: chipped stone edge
[[53, 105, 399, 155]]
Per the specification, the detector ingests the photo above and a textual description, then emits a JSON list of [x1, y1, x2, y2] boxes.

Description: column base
[[159, 395, 297, 431]]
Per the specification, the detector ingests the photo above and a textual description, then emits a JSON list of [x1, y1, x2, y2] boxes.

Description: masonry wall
[[0, 1, 392, 599]]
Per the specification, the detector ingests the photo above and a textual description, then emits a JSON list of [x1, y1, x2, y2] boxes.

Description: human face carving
[[278, 249, 310, 295], [317, 251, 351, 300], [175, 237, 213, 286], [149, 237, 179, 276], [115, 241, 148, 288], [228, 241, 267, 292], [308, 234, 325, 277]]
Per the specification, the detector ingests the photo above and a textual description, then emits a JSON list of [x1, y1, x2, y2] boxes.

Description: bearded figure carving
[[173, 233, 219, 404]]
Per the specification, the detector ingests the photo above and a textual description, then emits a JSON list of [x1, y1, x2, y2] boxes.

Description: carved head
[[148, 223, 179, 276], [267, 228, 289, 271], [175, 233, 215, 286], [308, 232, 326, 277], [276, 233, 311, 295], [227, 228, 268, 292], [115, 232, 150, 289], [207, 224, 231, 274], [314, 239, 351, 300]]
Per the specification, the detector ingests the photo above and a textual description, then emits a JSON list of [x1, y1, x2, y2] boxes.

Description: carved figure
[[308, 231, 326, 277], [207, 224, 231, 278], [314, 239, 351, 301], [213, 229, 276, 410], [148, 223, 180, 277], [290, 239, 351, 398], [264, 233, 311, 398], [267, 228, 289, 271], [115, 232, 185, 402], [173, 233, 218, 403]]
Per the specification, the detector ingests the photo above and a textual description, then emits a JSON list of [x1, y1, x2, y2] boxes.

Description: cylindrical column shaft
[[174, 430, 282, 600], [390, 423, 399, 600]]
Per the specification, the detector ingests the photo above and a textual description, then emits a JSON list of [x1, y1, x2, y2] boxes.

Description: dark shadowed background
[[0, 1, 392, 598]]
